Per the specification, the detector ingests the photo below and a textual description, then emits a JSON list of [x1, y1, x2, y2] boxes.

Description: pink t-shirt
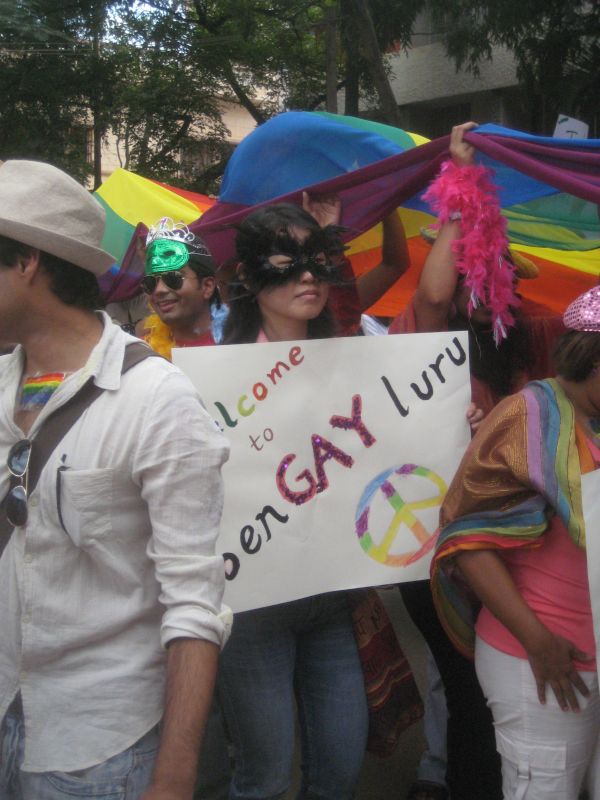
[[476, 515, 596, 670], [256, 329, 269, 343]]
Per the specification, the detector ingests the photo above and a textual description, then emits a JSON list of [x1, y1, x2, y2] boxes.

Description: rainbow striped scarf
[[432, 378, 592, 657]]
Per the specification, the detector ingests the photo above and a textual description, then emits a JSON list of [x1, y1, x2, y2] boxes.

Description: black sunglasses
[[5, 439, 32, 527], [141, 270, 185, 294]]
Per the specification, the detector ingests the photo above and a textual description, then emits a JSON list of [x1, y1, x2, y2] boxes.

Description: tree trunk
[[347, 0, 400, 126], [341, 0, 360, 116], [91, 11, 103, 189], [221, 60, 267, 125], [325, 3, 338, 113], [93, 123, 102, 189]]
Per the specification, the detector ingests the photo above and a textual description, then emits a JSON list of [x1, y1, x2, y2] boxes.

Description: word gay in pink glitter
[[276, 395, 376, 506]]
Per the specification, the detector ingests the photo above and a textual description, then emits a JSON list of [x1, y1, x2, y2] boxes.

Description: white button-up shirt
[[0, 314, 230, 771]]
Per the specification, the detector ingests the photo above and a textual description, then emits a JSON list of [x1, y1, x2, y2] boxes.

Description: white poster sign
[[582, 469, 600, 661], [175, 332, 470, 612], [554, 114, 589, 139]]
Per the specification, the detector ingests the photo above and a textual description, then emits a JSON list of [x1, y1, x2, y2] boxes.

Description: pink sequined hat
[[563, 286, 600, 331]]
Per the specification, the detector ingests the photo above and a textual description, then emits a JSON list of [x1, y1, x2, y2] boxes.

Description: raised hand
[[449, 121, 478, 168], [302, 191, 341, 228]]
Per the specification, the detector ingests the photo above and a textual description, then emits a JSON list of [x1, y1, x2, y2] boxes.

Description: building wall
[[389, 43, 517, 107], [385, 43, 531, 138], [96, 98, 258, 184], [100, 131, 123, 182], [219, 99, 257, 144]]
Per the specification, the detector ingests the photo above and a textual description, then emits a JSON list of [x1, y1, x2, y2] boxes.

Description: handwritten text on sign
[[174, 332, 470, 612]]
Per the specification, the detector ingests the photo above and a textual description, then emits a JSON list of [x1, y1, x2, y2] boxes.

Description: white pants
[[475, 637, 600, 799]]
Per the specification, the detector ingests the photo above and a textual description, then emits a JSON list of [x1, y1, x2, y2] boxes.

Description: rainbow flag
[[21, 373, 65, 409], [197, 111, 600, 316]]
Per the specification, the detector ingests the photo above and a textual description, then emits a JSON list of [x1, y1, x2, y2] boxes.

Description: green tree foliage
[[109, 0, 340, 189], [429, 0, 600, 132], [0, 0, 113, 182], [2, 0, 598, 188], [137, 0, 332, 120], [0, 0, 336, 187], [107, 3, 228, 184], [339, 0, 420, 117], [0, 1, 416, 187]]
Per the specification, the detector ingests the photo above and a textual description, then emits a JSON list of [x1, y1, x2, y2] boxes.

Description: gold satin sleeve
[[440, 392, 537, 528]]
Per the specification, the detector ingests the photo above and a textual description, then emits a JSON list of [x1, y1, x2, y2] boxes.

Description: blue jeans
[[218, 593, 368, 800], [417, 648, 448, 787], [195, 700, 232, 800], [0, 702, 158, 800]]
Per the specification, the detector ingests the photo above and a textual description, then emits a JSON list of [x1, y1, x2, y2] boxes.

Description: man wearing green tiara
[[141, 218, 221, 360], [0, 160, 230, 799]]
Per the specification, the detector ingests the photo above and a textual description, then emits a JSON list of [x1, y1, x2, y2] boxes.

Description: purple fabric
[[194, 137, 450, 264], [107, 126, 600, 304], [195, 130, 600, 266], [471, 133, 600, 202]]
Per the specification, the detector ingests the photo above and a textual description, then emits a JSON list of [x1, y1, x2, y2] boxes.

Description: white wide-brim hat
[[0, 160, 115, 275]]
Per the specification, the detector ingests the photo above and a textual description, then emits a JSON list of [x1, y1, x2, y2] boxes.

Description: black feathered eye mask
[[239, 225, 347, 293]]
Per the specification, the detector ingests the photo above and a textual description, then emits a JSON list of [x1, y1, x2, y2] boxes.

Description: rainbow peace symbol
[[355, 464, 446, 566]]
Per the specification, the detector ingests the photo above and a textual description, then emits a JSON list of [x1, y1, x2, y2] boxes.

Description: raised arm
[[355, 210, 410, 311], [302, 191, 410, 312], [413, 121, 477, 332], [413, 219, 462, 331]]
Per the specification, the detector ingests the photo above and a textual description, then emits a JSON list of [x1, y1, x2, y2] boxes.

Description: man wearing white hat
[[0, 160, 230, 799]]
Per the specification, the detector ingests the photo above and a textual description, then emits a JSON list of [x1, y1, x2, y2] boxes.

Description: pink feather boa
[[423, 160, 519, 343]]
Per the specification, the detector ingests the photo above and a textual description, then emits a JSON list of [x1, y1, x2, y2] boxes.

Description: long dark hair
[[449, 309, 530, 397], [222, 204, 337, 345]]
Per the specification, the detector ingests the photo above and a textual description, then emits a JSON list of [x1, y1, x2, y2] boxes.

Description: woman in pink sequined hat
[[430, 284, 600, 799], [564, 285, 600, 333]]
